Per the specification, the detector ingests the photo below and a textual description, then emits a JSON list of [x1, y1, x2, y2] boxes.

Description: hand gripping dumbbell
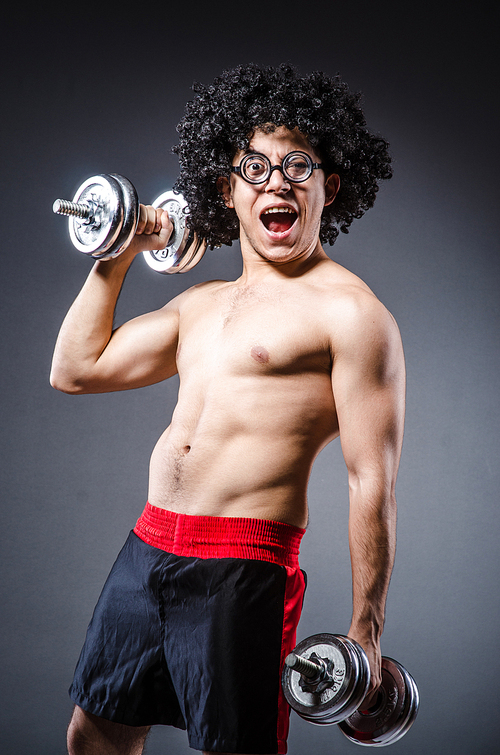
[[53, 173, 207, 274], [282, 634, 419, 747]]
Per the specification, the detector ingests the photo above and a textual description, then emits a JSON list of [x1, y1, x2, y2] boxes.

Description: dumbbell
[[282, 634, 419, 747], [53, 173, 207, 274]]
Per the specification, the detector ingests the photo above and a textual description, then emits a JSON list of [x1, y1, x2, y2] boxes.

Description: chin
[[261, 235, 318, 261], [259, 247, 308, 265]]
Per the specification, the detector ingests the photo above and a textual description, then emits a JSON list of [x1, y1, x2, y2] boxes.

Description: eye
[[285, 153, 311, 179], [247, 159, 266, 174], [242, 154, 269, 181]]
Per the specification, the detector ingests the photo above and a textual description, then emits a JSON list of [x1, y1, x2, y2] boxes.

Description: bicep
[[331, 306, 406, 487]]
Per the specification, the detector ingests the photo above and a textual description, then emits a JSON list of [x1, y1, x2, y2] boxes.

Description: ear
[[217, 176, 234, 209], [324, 173, 340, 207]]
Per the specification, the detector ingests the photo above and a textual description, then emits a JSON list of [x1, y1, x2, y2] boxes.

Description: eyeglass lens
[[241, 152, 313, 183]]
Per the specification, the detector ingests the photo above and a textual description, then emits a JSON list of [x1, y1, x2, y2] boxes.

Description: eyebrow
[[240, 149, 314, 159]]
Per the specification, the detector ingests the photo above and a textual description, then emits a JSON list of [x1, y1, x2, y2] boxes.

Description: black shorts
[[69, 504, 306, 754]]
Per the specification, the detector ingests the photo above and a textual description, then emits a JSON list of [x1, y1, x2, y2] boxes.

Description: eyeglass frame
[[230, 150, 324, 185]]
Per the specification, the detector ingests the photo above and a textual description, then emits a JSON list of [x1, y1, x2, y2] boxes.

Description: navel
[[251, 345, 270, 363]]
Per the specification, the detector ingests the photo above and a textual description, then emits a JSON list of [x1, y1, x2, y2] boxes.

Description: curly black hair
[[173, 63, 392, 249]]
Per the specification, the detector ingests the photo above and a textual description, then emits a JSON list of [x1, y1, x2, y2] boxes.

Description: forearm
[[50, 252, 135, 393], [347, 480, 397, 644]]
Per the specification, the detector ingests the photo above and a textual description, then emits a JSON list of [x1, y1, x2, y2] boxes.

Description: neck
[[239, 237, 330, 284]]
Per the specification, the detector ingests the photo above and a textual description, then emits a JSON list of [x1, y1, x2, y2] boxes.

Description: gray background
[[1, 2, 498, 753]]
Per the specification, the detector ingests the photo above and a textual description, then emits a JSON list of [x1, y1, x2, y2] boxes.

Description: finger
[[359, 667, 382, 711], [157, 209, 174, 245], [136, 204, 159, 236], [143, 205, 159, 235], [153, 207, 164, 234], [139, 210, 174, 252], [360, 687, 380, 711], [135, 204, 148, 235]]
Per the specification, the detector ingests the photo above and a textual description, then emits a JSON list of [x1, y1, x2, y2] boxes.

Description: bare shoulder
[[159, 279, 228, 313], [310, 259, 403, 365]]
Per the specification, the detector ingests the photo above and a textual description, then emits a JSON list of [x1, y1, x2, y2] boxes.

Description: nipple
[[251, 345, 270, 363]]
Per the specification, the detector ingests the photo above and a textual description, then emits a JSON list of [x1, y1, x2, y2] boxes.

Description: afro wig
[[173, 63, 392, 249]]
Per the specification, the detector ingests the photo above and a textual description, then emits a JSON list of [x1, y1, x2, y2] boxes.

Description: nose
[[265, 165, 291, 193]]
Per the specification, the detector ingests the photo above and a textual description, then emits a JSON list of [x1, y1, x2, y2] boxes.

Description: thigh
[[68, 706, 150, 755], [163, 557, 306, 755], [69, 533, 185, 728]]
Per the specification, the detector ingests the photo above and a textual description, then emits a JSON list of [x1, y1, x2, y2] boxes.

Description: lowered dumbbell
[[53, 173, 207, 274], [282, 633, 419, 747]]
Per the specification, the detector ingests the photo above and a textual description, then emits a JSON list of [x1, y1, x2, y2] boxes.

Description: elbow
[[50, 375, 80, 395], [49, 366, 87, 395], [348, 471, 398, 514]]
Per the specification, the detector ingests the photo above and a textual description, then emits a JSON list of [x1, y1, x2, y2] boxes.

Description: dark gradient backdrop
[[1, 3, 498, 754]]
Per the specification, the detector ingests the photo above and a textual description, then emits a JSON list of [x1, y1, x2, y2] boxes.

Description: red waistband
[[133, 503, 305, 567]]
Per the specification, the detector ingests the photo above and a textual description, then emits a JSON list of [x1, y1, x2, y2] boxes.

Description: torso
[[148, 257, 374, 528]]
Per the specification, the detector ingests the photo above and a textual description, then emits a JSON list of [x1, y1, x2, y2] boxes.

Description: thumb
[[157, 209, 175, 248]]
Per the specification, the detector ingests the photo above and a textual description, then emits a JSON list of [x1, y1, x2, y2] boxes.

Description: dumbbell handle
[[52, 193, 171, 239], [285, 652, 323, 679], [53, 199, 95, 221], [285, 651, 336, 695]]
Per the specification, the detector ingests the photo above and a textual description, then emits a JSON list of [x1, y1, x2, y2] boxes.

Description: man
[[51, 64, 405, 755]]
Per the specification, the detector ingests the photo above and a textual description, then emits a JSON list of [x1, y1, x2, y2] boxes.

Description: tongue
[[262, 212, 295, 233]]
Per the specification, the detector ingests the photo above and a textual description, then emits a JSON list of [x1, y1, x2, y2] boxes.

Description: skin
[[53, 126, 405, 755]]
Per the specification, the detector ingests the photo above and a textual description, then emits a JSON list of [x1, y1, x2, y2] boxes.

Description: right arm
[[50, 205, 179, 394]]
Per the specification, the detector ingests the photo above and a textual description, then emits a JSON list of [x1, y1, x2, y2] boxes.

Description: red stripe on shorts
[[276, 565, 307, 753]]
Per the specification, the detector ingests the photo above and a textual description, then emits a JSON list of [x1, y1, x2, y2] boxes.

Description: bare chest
[[177, 284, 331, 380]]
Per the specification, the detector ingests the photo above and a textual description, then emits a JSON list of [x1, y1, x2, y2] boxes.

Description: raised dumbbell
[[282, 633, 419, 747], [53, 173, 207, 274]]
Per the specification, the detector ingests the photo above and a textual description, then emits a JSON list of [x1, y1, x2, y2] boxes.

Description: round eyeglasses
[[231, 151, 323, 184]]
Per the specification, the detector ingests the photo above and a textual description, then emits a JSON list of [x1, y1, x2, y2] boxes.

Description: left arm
[[330, 292, 405, 704]]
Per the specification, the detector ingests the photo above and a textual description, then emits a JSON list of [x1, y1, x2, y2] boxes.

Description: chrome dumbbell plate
[[282, 634, 370, 726], [67, 174, 138, 259], [338, 657, 419, 746], [142, 191, 207, 274]]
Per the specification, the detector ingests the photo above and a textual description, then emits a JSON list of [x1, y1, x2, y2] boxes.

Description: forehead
[[243, 125, 318, 159]]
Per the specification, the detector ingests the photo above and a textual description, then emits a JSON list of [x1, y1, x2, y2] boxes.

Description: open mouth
[[260, 206, 298, 234]]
